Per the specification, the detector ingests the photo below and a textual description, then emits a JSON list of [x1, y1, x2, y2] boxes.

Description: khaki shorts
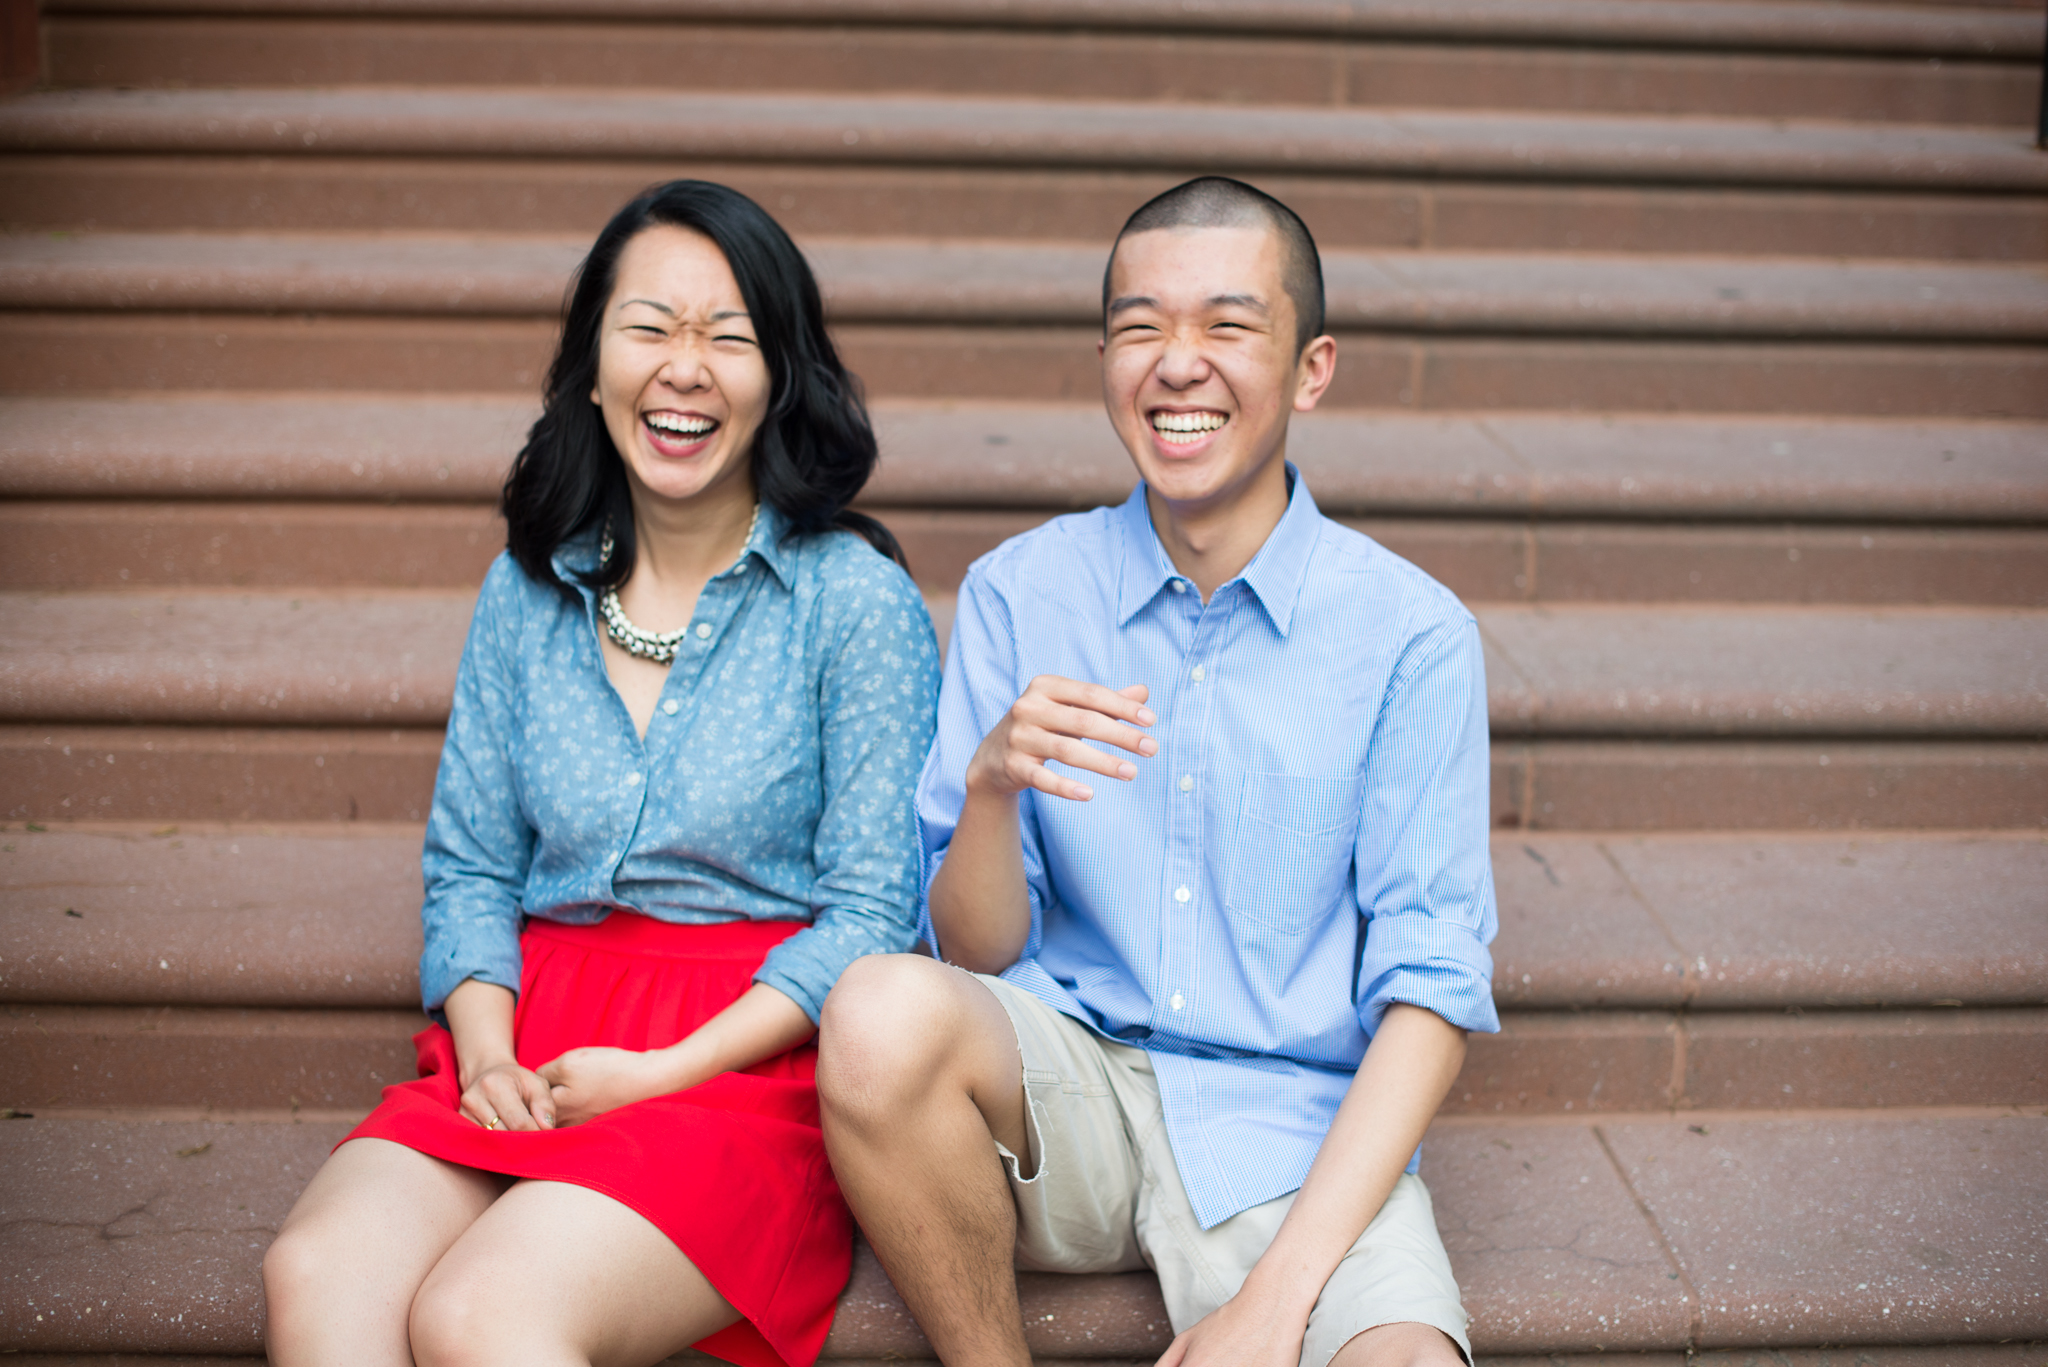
[[977, 973, 1471, 1367]]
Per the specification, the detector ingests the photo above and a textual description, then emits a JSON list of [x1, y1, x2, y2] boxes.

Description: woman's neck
[[628, 483, 759, 596]]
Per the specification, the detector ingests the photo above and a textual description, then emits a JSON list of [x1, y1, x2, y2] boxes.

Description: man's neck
[[1144, 456, 1291, 603]]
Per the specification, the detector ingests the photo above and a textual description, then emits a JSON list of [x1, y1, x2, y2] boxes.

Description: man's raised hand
[[966, 677, 1156, 802]]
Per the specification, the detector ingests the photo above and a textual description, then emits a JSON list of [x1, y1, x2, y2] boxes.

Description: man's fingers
[[1041, 732, 1141, 782], [1024, 761, 1093, 803], [1042, 702, 1157, 758], [1028, 675, 1156, 729]]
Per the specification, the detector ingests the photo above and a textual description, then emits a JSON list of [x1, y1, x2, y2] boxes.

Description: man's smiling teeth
[[646, 413, 716, 436], [1151, 412, 1227, 446]]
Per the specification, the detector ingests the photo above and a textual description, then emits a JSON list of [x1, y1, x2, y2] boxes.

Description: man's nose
[[1154, 331, 1211, 388]]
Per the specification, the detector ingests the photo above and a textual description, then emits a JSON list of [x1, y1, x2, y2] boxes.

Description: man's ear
[[1292, 334, 1338, 413]]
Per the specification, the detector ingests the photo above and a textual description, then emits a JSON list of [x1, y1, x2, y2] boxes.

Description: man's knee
[[818, 953, 980, 1117], [1331, 1321, 1465, 1367]]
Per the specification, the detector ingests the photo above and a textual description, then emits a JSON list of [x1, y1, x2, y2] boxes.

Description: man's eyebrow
[[1207, 293, 1270, 314], [1106, 294, 1159, 316]]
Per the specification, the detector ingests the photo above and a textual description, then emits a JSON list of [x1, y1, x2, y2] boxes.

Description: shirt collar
[[551, 499, 795, 593], [1114, 464, 1322, 636]]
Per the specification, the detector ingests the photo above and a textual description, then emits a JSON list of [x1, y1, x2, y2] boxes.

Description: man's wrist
[[1235, 1250, 1325, 1324]]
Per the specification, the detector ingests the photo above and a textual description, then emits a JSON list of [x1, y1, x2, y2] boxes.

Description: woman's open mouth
[[643, 411, 720, 456]]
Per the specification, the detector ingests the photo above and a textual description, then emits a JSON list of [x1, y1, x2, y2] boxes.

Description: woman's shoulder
[[468, 548, 586, 641], [792, 527, 931, 621]]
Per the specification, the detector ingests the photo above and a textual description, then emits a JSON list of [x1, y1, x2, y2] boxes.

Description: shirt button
[[1170, 992, 1186, 1011], [661, 699, 680, 715], [1173, 886, 1191, 903], [624, 772, 642, 786], [1169, 580, 1186, 594], [1179, 774, 1194, 792], [1190, 664, 1206, 682], [694, 623, 713, 640]]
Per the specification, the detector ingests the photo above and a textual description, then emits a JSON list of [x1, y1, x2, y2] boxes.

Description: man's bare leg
[[818, 954, 1036, 1367]]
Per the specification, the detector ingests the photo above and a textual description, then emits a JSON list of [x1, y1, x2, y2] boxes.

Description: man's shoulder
[[1304, 513, 1475, 637], [963, 502, 1123, 599]]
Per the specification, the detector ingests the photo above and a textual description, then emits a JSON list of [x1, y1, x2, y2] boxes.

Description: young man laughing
[[818, 178, 1498, 1367]]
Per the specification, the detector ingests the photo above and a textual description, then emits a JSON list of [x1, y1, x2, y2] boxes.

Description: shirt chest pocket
[[1222, 772, 1363, 936]]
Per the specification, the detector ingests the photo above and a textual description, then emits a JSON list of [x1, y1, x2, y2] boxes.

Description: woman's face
[[591, 224, 772, 511]]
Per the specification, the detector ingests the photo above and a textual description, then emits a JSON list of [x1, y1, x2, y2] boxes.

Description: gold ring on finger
[[486, 1115, 502, 1130]]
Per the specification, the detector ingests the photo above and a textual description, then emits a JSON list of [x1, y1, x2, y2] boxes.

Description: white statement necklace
[[598, 504, 760, 665]]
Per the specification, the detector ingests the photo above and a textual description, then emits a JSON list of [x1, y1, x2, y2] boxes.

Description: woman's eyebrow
[[619, 298, 676, 316]]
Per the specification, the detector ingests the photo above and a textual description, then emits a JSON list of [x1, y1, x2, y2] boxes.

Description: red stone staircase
[[2, 1, 2045, 1361]]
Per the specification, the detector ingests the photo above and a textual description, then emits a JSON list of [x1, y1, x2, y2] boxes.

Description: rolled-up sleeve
[[418, 559, 536, 1013], [1352, 612, 1500, 1038], [755, 565, 941, 1021], [913, 563, 1054, 962]]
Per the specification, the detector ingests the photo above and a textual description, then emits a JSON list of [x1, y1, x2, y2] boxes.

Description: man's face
[[1100, 224, 1332, 512]]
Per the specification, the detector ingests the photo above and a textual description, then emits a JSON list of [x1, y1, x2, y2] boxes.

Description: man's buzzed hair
[[1102, 176, 1327, 355]]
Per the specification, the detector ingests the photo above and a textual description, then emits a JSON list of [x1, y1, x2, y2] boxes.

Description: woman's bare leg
[[409, 1179, 741, 1367], [264, 1137, 510, 1367]]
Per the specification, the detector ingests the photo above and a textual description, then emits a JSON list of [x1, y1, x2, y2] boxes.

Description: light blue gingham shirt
[[421, 503, 941, 1023], [917, 471, 1499, 1229]]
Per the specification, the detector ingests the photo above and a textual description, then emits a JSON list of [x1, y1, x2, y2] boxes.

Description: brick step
[[39, 11, 2041, 126], [4, 590, 2040, 735], [16, 158, 2044, 262], [37, 0, 2048, 62], [8, 826, 2040, 1012], [7, 727, 2043, 829], [4, 1352, 2042, 1366], [6, 89, 2043, 196], [2, 1110, 2040, 1356], [13, 501, 2045, 607], [8, 397, 2042, 523], [9, 999, 2045, 1115], [12, 312, 2043, 414], [10, 233, 2042, 339]]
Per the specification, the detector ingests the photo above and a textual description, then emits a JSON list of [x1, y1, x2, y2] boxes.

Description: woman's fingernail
[[1139, 738, 1158, 756], [1073, 784, 1094, 800], [1118, 762, 1136, 779], [1137, 708, 1156, 725]]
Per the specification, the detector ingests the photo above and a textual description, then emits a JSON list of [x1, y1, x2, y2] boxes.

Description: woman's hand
[[459, 1057, 556, 1131], [538, 1046, 681, 1126]]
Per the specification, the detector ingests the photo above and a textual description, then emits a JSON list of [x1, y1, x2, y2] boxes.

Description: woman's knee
[[260, 1222, 328, 1322], [818, 953, 971, 1110], [408, 1269, 516, 1367]]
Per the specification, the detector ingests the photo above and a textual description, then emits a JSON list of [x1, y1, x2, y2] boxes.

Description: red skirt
[[344, 913, 850, 1367]]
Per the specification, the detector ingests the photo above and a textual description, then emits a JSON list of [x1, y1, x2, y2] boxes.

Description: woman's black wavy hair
[[502, 179, 903, 597]]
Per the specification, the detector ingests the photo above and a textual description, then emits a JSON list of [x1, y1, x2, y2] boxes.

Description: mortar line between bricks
[[1666, 1013, 1688, 1111], [1591, 1122, 1704, 1351]]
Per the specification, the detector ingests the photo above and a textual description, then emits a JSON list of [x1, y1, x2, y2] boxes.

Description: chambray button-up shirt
[[917, 472, 1498, 1229], [421, 503, 941, 1022]]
